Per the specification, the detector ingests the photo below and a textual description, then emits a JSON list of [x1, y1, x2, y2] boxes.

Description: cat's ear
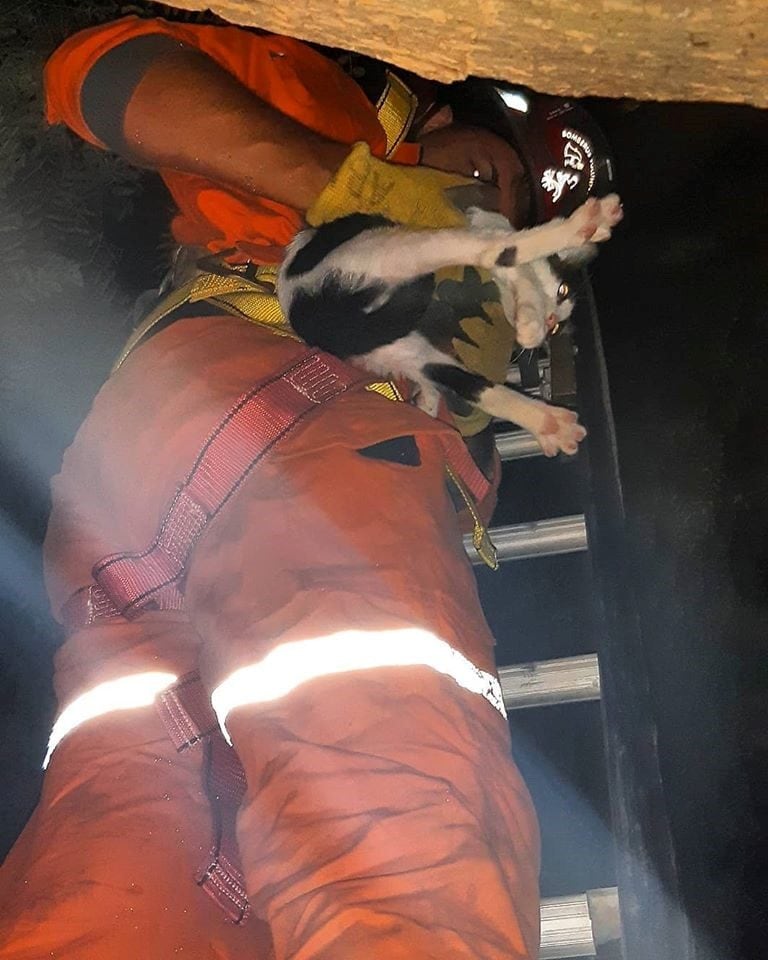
[[556, 242, 598, 267]]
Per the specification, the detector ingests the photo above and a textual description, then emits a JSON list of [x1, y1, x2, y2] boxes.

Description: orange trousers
[[0, 316, 539, 959]]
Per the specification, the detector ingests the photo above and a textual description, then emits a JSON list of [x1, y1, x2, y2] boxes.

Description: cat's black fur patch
[[291, 272, 435, 358], [548, 249, 596, 280], [495, 246, 517, 268], [422, 363, 493, 404], [285, 213, 395, 277], [441, 392, 475, 417]]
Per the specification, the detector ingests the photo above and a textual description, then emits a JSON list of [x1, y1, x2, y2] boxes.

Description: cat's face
[[467, 206, 596, 350], [503, 247, 595, 349]]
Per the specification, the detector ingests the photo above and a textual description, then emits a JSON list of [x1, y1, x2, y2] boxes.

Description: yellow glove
[[308, 142, 514, 436], [307, 142, 470, 229]]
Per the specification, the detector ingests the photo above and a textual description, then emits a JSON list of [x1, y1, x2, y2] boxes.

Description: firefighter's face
[[416, 108, 529, 228]]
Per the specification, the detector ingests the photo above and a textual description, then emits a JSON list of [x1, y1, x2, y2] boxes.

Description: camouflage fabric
[[424, 265, 515, 436]]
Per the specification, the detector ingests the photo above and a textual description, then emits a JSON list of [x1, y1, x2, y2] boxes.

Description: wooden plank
[[167, 0, 768, 107]]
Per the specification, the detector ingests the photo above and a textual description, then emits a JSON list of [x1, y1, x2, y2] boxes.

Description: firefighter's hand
[[419, 125, 528, 227], [307, 143, 473, 229]]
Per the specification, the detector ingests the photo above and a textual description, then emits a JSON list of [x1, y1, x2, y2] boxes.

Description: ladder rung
[[540, 887, 620, 958], [500, 654, 600, 710], [465, 515, 588, 565], [495, 430, 543, 461]]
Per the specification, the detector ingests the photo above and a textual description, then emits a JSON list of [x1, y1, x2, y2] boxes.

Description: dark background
[[0, 3, 765, 958], [589, 97, 767, 960]]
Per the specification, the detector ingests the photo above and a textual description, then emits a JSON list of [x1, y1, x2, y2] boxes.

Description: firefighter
[[0, 15, 542, 960]]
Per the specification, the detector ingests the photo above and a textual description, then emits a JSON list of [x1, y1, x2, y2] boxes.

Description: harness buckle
[[285, 353, 347, 403]]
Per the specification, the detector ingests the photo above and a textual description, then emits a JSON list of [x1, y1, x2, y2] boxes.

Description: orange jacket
[[44, 16, 419, 262]]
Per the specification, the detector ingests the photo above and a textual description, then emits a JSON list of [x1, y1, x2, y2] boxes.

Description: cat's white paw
[[530, 401, 587, 457], [565, 194, 623, 247]]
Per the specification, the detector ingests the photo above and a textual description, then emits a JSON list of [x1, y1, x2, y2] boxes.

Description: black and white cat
[[278, 195, 622, 456]]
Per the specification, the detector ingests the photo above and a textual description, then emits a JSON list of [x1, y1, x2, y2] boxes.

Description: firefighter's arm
[[124, 46, 354, 213], [46, 26, 511, 225], [120, 47, 491, 226], [52, 33, 347, 214]]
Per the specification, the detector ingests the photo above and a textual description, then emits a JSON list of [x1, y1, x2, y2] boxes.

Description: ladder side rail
[[573, 280, 695, 960]]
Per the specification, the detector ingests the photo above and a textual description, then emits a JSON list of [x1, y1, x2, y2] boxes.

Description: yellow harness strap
[[112, 267, 292, 373], [377, 71, 418, 159]]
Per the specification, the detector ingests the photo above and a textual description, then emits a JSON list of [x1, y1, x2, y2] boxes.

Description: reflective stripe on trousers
[[44, 631, 505, 764], [43, 671, 178, 768], [211, 628, 506, 743]]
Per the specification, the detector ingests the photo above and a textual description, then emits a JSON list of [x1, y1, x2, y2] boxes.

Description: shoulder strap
[[113, 267, 293, 373], [376, 70, 418, 158]]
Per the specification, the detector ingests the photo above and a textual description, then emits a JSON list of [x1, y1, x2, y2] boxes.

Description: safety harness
[[58, 73, 498, 923]]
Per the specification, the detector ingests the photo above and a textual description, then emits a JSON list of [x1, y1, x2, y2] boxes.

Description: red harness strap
[[157, 672, 250, 924], [62, 350, 367, 628], [437, 431, 492, 505], [59, 345, 492, 924]]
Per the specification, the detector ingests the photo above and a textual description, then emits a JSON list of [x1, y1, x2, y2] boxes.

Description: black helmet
[[448, 80, 617, 225]]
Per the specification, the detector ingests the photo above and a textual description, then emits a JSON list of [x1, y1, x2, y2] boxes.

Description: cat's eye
[[556, 282, 570, 304]]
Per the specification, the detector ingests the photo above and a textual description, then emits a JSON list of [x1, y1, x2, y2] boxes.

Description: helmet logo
[[563, 140, 586, 171], [541, 168, 580, 203], [562, 128, 596, 189], [540, 127, 597, 203]]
